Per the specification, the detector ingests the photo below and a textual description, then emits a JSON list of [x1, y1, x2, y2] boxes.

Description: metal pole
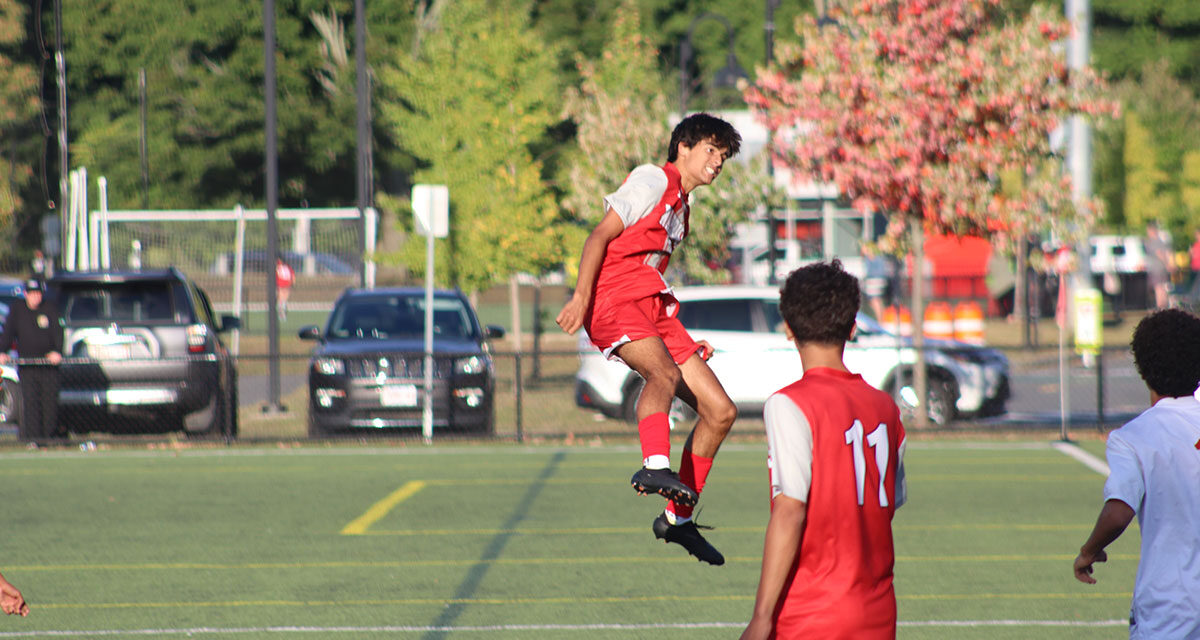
[[264, 0, 283, 413], [766, 0, 779, 284], [54, 0, 68, 236], [139, 68, 150, 208], [1066, 0, 1093, 291], [355, 0, 371, 288], [514, 352, 523, 443], [1096, 347, 1104, 432], [678, 40, 690, 117], [422, 229, 434, 443]]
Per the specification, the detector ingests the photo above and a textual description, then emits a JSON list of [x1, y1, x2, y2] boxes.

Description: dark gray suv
[[300, 287, 504, 437], [48, 268, 240, 438]]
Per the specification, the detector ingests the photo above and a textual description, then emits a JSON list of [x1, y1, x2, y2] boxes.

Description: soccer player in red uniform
[[741, 260, 908, 639], [556, 113, 741, 565]]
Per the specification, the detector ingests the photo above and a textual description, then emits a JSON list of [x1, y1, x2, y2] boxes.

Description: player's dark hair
[[1130, 308, 1200, 398], [667, 113, 742, 162], [779, 259, 860, 346]]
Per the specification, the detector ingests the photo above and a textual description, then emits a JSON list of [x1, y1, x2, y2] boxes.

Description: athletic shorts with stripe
[[585, 293, 700, 365]]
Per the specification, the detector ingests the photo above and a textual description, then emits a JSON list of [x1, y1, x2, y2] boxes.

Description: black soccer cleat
[[652, 513, 725, 566], [630, 467, 698, 506]]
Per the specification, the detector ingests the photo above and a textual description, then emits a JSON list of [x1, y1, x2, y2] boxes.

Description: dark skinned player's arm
[[741, 494, 807, 640], [1073, 499, 1135, 584]]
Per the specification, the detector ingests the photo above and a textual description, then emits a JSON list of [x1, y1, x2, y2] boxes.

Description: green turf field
[[0, 439, 1135, 638]]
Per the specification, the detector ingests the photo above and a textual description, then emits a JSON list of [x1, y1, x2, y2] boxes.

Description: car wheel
[[186, 392, 228, 440], [0, 379, 20, 426], [891, 370, 957, 427], [307, 404, 330, 439], [621, 377, 644, 424], [225, 384, 239, 441]]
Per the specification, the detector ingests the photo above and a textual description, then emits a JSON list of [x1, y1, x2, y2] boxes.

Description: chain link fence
[[0, 344, 1158, 445]]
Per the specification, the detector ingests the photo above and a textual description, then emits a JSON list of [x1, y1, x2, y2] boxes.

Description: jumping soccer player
[[1073, 308, 1200, 639], [741, 260, 907, 639], [556, 113, 741, 565]]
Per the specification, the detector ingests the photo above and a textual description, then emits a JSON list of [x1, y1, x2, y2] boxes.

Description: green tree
[[748, 0, 1114, 425], [1095, 60, 1200, 241], [558, 0, 782, 285], [1121, 110, 1174, 231], [379, 0, 563, 293], [0, 0, 37, 229], [57, 0, 415, 211]]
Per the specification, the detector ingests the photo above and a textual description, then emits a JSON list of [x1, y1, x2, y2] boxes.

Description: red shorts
[[586, 293, 700, 365]]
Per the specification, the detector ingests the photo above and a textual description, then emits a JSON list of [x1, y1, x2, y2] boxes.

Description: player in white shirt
[[1073, 308, 1200, 639]]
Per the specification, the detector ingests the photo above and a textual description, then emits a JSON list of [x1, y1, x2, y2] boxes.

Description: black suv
[[300, 287, 504, 437], [47, 268, 240, 438]]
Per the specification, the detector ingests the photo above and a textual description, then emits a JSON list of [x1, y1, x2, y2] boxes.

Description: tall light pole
[[264, 0, 283, 414], [54, 0, 67, 247], [355, 0, 372, 289], [1066, 0, 1093, 283], [765, 0, 780, 283], [678, 13, 747, 117]]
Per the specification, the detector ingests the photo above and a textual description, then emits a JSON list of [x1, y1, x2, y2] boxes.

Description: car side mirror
[[298, 325, 321, 341], [218, 315, 241, 332], [484, 325, 505, 339]]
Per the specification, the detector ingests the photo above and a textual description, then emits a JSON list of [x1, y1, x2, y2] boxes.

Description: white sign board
[[412, 184, 449, 238]]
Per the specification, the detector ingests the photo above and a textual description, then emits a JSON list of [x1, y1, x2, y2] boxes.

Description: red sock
[[667, 450, 714, 520], [637, 413, 671, 464]]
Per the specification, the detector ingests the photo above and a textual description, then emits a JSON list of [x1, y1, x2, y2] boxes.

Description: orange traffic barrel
[[922, 301, 954, 341], [880, 305, 912, 337], [953, 300, 986, 345]]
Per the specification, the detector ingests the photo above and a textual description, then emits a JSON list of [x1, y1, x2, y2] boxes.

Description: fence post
[[514, 352, 523, 443], [1096, 348, 1105, 432]]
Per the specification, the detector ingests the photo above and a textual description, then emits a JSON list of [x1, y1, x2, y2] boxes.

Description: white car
[[574, 285, 1010, 426]]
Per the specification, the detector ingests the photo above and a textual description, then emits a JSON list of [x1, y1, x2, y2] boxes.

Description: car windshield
[[59, 281, 176, 323], [328, 295, 474, 340]]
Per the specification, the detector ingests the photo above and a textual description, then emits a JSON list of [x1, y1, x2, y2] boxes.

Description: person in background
[[861, 244, 893, 320], [1073, 308, 1200, 639], [985, 236, 1017, 321], [0, 280, 64, 443], [275, 257, 296, 321], [0, 571, 28, 616], [1145, 220, 1173, 309]]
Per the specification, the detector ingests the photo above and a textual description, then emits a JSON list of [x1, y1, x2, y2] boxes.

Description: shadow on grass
[[421, 450, 566, 640]]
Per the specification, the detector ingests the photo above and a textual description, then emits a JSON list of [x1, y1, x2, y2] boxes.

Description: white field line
[[1051, 441, 1111, 476], [0, 620, 1129, 637], [0, 439, 1097, 463]]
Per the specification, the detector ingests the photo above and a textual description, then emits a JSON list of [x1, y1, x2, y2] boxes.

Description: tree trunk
[[911, 224, 929, 428], [1015, 231, 1028, 346]]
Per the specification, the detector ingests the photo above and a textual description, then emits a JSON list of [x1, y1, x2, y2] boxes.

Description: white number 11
[[845, 420, 890, 507]]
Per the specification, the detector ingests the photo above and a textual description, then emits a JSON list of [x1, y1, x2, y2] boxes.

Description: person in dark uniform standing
[[0, 280, 64, 443]]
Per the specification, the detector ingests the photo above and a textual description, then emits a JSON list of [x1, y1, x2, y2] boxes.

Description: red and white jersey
[[276, 262, 295, 288], [592, 163, 689, 307], [765, 367, 907, 639]]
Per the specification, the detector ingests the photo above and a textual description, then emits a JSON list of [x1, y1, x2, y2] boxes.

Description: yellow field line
[[29, 591, 1132, 611], [340, 480, 426, 535]]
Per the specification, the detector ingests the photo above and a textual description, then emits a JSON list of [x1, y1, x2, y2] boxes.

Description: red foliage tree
[[746, 0, 1116, 252]]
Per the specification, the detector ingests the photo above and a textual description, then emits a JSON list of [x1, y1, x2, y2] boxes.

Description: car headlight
[[455, 355, 488, 375], [313, 357, 344, 376]]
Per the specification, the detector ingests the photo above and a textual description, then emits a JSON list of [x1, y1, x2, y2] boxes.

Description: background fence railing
[[0, 344, 1157, 444]]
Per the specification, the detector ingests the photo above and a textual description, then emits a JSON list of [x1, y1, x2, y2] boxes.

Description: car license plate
[[380, 384, 418, 407], [88, 343, 133, 360]]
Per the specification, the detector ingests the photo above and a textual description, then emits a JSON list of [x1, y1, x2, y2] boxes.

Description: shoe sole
[[631, 476, 698, 507]]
